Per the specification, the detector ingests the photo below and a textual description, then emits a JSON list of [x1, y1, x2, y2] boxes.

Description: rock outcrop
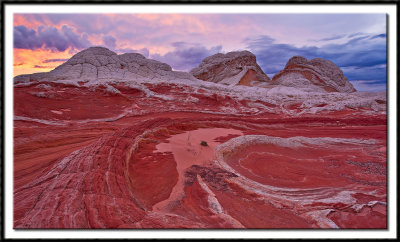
[[12, 46, 387, 229], [272, 56, 356, 93], [14, 46, 198, 83], [190, 51, 271, 87]]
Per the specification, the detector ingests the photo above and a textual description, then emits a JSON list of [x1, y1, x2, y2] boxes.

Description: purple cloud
[[312, 34, 347, 42], [102, 35, 117, 49], [14, 25, 92, 51], [348, 32, 365, 38], [42, 58, 69, 63], [44, 14, 115, 35], [370, 33, 386, 39], [245, 33, 387, 91], [116, 47, 150, 58], [151, 42, 222, 71], [34, 65, 51, 68], [14, 25, 43, 50]]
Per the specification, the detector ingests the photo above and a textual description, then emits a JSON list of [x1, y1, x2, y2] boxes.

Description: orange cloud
[[147, 45, 170, 56], [13, 14, 41, 29], [87, 34, 104, 46], [13, 48, 73, 77], [13, 14, 60, 29]]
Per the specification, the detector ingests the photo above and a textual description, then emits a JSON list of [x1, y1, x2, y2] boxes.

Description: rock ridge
[[272, 56, 356, 93], [14, 46, 198, 83], [190, 50, 271, 87]]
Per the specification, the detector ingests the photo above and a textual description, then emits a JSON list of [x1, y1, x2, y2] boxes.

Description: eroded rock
[[14, 46, 198, 84], [272, 56, 356, 93], [12, 47, 386, 229], [190, 50, 271, 87]]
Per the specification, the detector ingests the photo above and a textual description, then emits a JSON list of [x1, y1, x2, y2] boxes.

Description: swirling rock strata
[[13, 47, 386, 229]]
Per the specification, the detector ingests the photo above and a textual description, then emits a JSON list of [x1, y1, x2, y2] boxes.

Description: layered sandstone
[[272, 56, 356, 93], [190, 51, 271, 87]]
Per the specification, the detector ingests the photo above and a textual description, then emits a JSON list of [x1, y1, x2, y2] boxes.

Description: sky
[[13, 13, 387, 92]]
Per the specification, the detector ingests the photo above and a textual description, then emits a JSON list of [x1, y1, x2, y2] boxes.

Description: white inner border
[[4, 3, 397, 239]]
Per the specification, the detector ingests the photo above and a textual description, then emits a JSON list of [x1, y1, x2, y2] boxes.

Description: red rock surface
[[13, 48, 386, 229]]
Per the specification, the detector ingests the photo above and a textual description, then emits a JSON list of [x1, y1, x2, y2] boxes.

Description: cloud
[[151, 42, 223, 71], [14, 25, 92, 52], [245, 33, 386, 92], [350, 80, 386, 92], [245, 35, 320, 74], [14, 25, 42, 50], [102, 35, 116, 49], [116, 47, 150, 58], [34, 65, 51, 68], [341, 64, 386, 81], [321, 36, 386, 68], [348, 32, 365, 38], [45, 14, 115, 35], [42, 58, 69, 63], [370, 33, 386, 39], [312, 34, 347, 42]]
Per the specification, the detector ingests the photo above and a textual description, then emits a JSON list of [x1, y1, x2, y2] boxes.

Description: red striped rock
[[13, 47, 386, 229]]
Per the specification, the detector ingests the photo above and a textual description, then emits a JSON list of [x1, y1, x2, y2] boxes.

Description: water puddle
[[152, 128, 243, 211]]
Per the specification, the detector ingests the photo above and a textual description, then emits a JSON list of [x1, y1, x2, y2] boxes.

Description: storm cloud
[[245, 33, 386, 90], [14, 25, 92, 52], [151, 42, 223, 71]]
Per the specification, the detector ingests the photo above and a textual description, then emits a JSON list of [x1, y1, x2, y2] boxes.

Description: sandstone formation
[[272, 56, 356, 93], [14, 46, 198, 84], [190, 51, 271, 87], [12, 47, 387, 229]]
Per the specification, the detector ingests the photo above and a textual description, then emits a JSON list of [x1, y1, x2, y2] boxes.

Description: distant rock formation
[[272, 56, 356, 93], [14, 46, 198, 83], [14, 47, 356, 93], [190, 51, 271, 87]]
